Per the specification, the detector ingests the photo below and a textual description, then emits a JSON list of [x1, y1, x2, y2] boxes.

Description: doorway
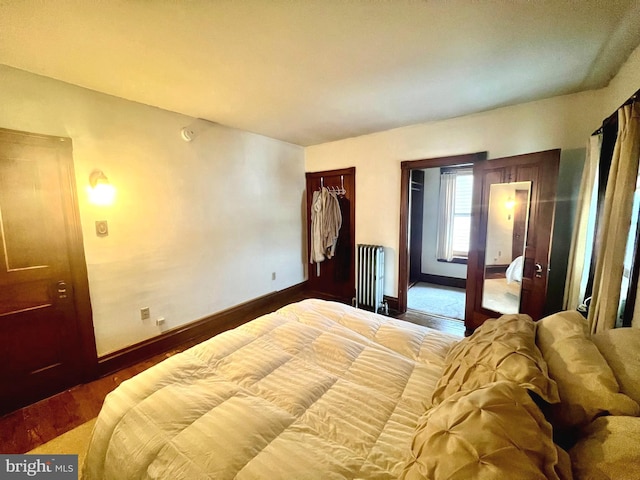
[[407, 167, 469, 320], [398, 153, 487, 316], [399, 150, 561, 333], [0, 128, 96, 415]]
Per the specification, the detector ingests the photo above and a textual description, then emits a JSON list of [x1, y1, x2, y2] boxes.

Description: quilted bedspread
[[82, 299, 460, 480]]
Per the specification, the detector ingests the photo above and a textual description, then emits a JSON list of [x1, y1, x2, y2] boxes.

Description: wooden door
[[0, 128, 96, 415], [465, 150, 560, 333], [305, 168, 355, 303]]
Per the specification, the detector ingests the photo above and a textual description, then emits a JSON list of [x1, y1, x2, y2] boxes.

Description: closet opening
[[398, 153, 487, 319]]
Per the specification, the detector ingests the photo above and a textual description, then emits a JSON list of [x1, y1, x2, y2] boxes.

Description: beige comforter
[[83, 299, 460, 480]]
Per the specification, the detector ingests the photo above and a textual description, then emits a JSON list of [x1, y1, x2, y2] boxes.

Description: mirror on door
[[481, 181, 532, 314]]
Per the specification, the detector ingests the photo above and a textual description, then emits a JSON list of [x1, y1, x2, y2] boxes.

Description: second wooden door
[[465, 149, 560, 333]]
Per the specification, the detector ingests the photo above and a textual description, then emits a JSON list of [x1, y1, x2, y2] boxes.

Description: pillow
[[536, 310, 589, 346], [592, 328, 640, 405], [431, 314, 559, 405], [569, 416, 640, 480], [402, 381, 571, 480], [536, 312, 639, 431]]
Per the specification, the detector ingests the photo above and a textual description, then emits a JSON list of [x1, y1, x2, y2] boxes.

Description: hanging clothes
[[310, 187, 342, 264], [323, 189, 342, 259], [310, 189, 325, 264]]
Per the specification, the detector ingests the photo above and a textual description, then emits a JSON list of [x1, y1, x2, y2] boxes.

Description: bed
[[83, 299, 640, 480], [505, 255, 524, 284]]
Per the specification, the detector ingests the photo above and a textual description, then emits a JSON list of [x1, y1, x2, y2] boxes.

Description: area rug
[[28, 418, 96, 470], [407, 282, 466, 320]]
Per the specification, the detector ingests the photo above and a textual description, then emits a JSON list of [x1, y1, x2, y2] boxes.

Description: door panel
[[305, 168, 356, 303], [465, 150, 560, 333], [0, 128, 95, 415]]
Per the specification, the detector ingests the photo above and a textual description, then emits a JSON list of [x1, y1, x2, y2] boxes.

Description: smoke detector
[[181, 127, 195, 142]]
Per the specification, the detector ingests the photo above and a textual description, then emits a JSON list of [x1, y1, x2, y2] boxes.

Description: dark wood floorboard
[[0, 290, 462, 454], [397, 308, 466, 337]]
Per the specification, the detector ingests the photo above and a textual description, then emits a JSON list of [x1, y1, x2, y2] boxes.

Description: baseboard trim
[[417, 273, 466, 289], [97, 281, 308, 377], [384, 295, 399, 313], [305, 290, 354, 305]]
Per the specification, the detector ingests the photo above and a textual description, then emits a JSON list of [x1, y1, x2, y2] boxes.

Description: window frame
[[437, 166, 473, 262]]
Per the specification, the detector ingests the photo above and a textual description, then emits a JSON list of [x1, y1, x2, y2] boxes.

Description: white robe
[[310, 187, 342, 264]]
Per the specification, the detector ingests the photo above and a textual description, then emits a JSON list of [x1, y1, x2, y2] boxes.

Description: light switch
[[96, 220, 109, 237]]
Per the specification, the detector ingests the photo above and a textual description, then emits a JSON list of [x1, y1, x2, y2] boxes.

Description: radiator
[[355, 244, 388, 315]]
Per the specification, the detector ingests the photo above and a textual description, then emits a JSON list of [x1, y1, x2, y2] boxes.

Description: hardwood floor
[[0, 348, 191, 454], [0, 290, 463, 454], [397, 308, 466, 337]]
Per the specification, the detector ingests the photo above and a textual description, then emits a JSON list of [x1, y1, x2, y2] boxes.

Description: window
[[618, 172, 640, 326], [574, 116, 640, 326], [452, 171, 473, 256], [436, 167, 473, 261]]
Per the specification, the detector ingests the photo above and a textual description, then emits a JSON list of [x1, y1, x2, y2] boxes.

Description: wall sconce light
[[505, 196, 514, 220], [87, 169, 116, 206], [505, 196, 515, 210]]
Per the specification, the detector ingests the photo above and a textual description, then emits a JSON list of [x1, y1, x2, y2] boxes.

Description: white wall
[[603, 43, 640, 114], [306, 89, 608, 297], [0, 65, 306, 356]]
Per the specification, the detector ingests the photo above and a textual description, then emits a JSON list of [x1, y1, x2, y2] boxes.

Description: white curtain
[[436, 172, 456, 261], [588, 102, 640, 333], [563, 134, 601, 310]]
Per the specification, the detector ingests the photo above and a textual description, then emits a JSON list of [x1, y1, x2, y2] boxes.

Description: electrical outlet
[[140, 307, 150, 320], [272, 272, 276, 281], [156, 317, 165, 326]]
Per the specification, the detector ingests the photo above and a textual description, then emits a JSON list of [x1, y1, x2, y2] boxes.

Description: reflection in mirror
[[481, 181, 532, 314]]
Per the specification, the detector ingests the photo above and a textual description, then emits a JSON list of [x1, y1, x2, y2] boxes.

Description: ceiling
[[1, 1, 639, 146]]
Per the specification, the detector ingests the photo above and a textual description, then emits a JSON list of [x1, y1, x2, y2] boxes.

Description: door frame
[[1, 128, 97, 383], [398, 152, 487, 313]]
